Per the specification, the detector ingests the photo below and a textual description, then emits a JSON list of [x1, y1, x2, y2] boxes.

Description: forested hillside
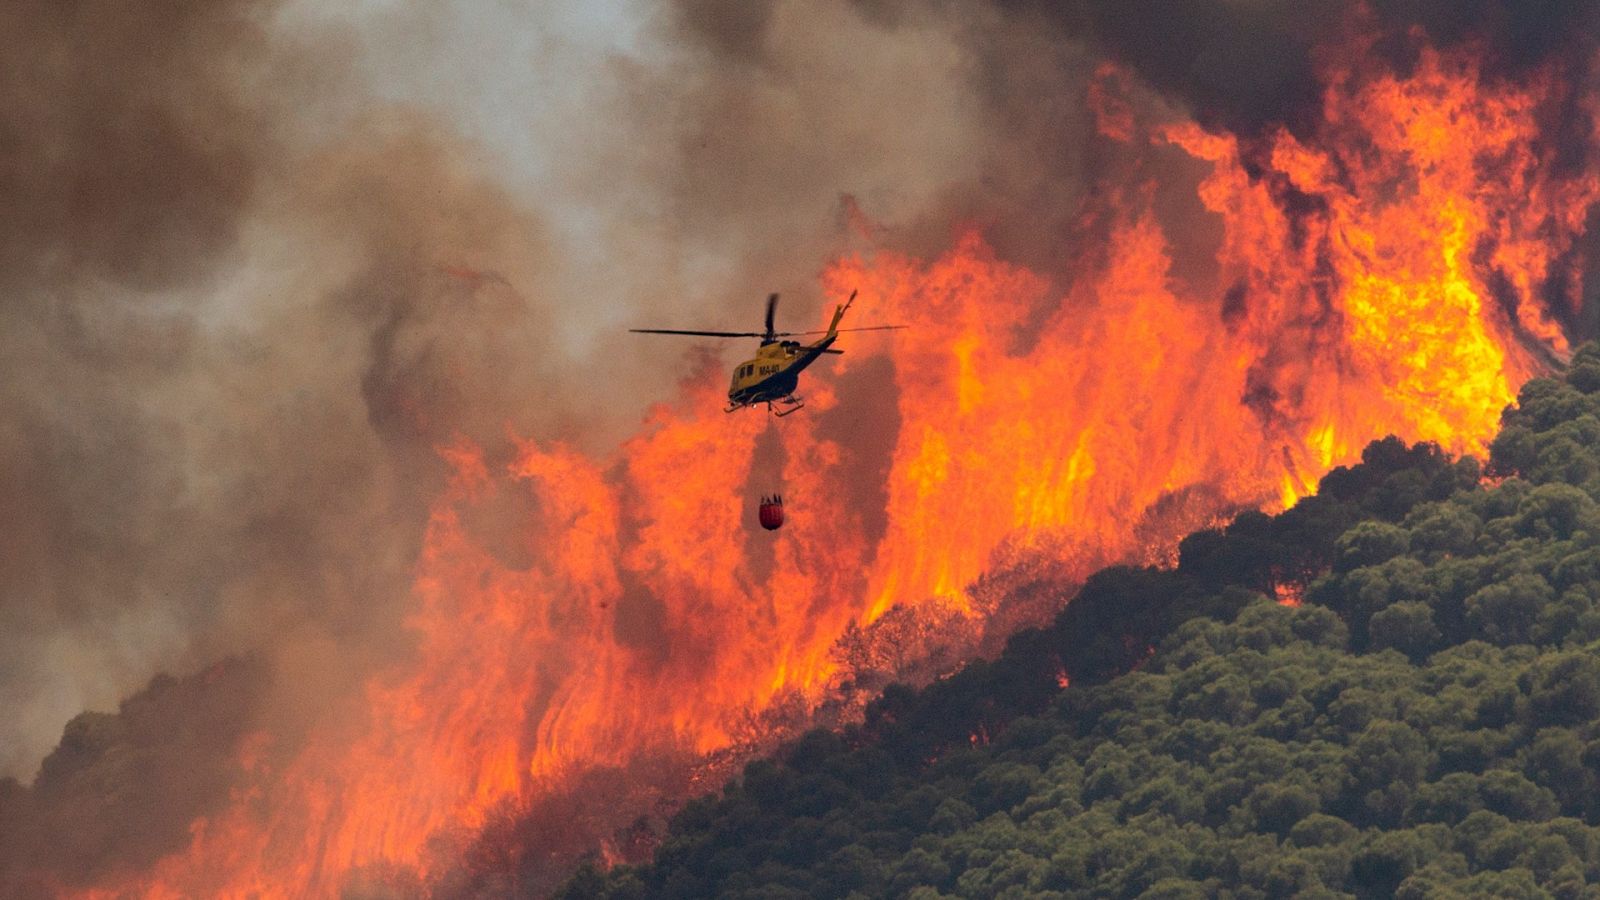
[[559, 345, 1600, 899]]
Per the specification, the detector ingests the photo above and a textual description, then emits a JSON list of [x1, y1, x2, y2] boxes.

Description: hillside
[[557, 345, 1600, 899]]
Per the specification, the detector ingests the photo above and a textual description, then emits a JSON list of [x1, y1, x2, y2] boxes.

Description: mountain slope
[[557, 344, 1600, 899]]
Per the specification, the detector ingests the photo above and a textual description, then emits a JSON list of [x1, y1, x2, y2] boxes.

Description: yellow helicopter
[[632, 291, 901, 416]]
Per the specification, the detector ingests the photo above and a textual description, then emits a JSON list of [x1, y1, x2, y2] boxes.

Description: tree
[[1369, 601, 1442, 660], [559, 349, 1600, 900]]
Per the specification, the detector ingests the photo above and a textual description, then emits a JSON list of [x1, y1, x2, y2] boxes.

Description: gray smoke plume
[[0, 0, 1087, 891], [0, 0, 293, 780]]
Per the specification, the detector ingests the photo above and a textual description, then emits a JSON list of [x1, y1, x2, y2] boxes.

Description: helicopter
[[631, 291, 902, 416]]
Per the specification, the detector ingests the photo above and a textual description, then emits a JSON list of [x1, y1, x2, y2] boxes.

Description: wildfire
[[77, 29, 1598, 898]]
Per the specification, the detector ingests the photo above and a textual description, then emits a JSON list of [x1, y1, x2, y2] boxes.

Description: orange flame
[[72, 34, 1599, 898]]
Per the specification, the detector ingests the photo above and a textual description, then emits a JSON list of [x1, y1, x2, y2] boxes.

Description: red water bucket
[[758, 494, 785, 530]]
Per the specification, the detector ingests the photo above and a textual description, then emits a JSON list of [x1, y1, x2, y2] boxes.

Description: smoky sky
[[1, 0, 574, 788], [1, 0, 288, 776], [0, 0, 1071, 808], [0, 0, 1093, 889], [1013, 0, 1600, 138]]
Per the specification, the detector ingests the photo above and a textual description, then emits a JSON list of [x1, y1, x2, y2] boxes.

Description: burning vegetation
[[554, 347, 1600, 898], [5, 0, 1600, 896]]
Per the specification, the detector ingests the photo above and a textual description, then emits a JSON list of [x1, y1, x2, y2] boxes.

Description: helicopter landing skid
[[771, 396, 805, 417]]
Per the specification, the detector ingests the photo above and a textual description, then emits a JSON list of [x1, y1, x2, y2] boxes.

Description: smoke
[[950, 0, 1600, 140], [0, 0, 289, 780], [0, 660, 267, 893], [0, 0, 1095, 890], [0, 0, 581, 787], [0, 0, 594, 884]]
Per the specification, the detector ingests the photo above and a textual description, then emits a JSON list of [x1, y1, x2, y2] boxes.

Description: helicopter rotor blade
[[768, 325, 908, 337], [764, 293, 779, 342], [629, 328, 766, 338]]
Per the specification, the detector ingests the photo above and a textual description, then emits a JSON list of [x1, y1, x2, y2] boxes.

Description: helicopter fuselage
[[727, 335, 836, 408]]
